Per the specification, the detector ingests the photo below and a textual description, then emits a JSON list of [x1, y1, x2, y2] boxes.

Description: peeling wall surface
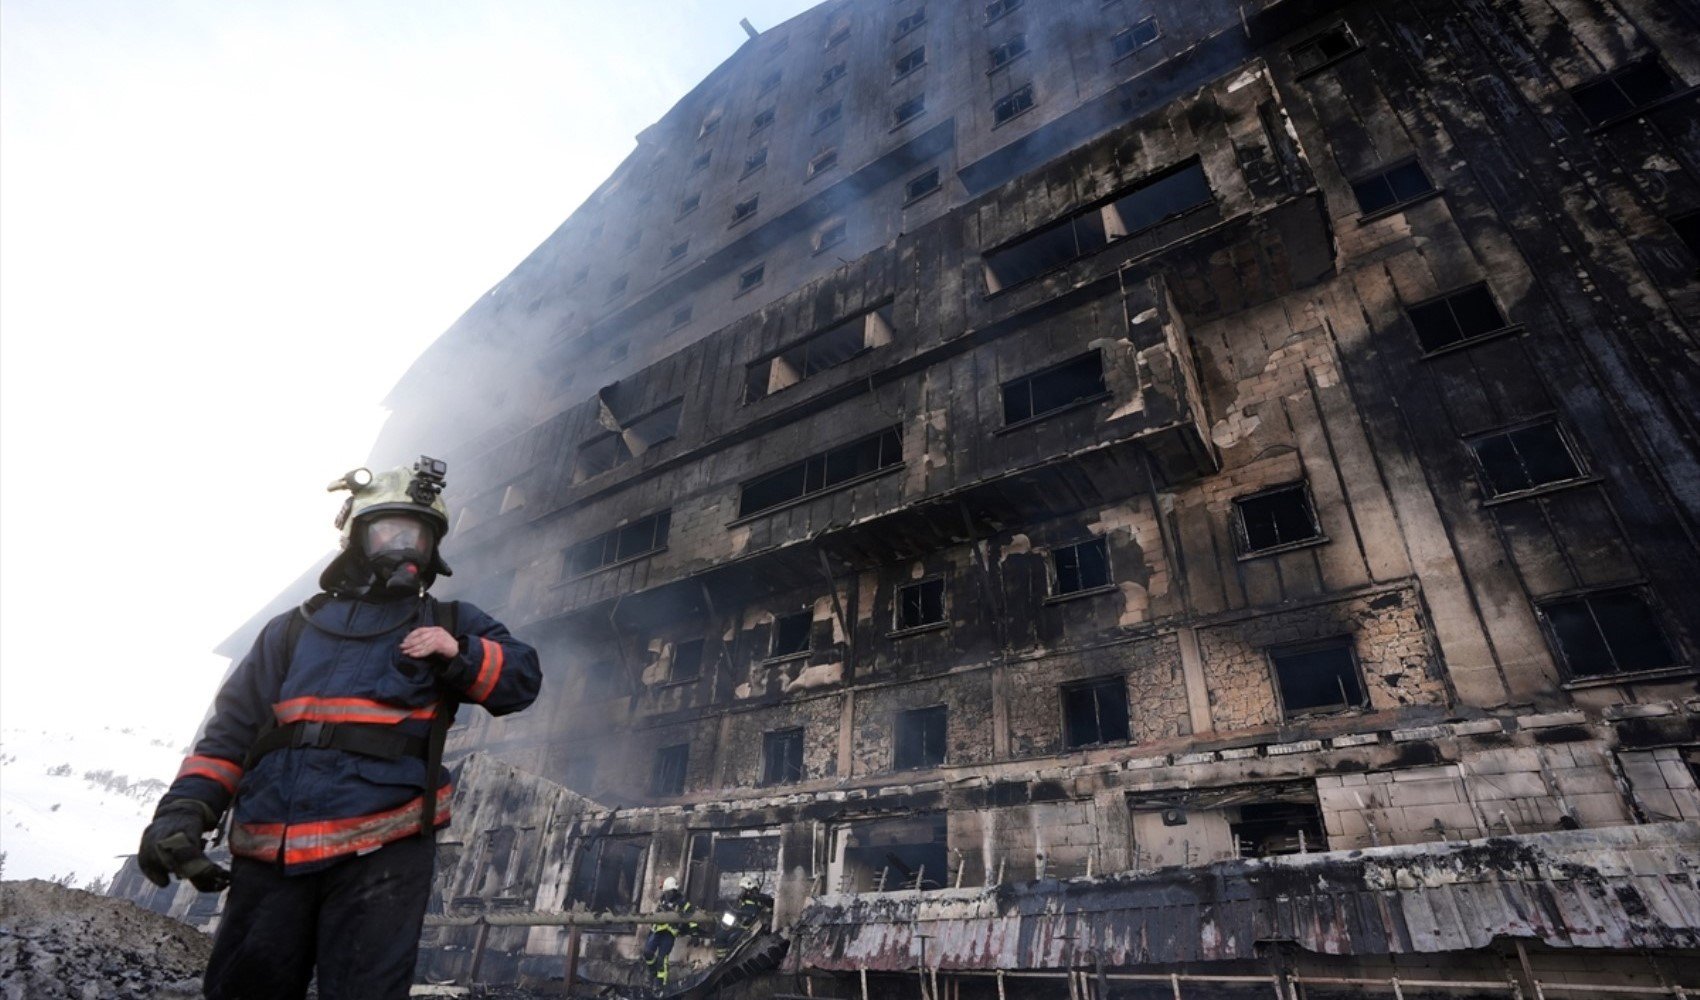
[[184, 0, 1700, 992]]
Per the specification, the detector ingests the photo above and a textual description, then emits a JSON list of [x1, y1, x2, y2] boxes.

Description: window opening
[[738, 426, 903, 517], [894, 8, 926, 38], [669, 639, 704, 683], [1231, 802, 1326, 857], [1468, 421, 1584, 499], [894, 94, 926, 126], [1002, 351, 1106, 425], [896, 578, 945, 630], [1289, 22, 1360, 76], [1111, 18, 1158, 59], [1539, 588, 1675, 678], [814, 218, 848, 253], [819, 62, 847, 89], [761, 728, 805, 785], [895, 46, 926, 78], [622, 231, 641, 254], [809, 148, 840, 178], [670, 305, 693, 329], [745, 302, 895, 402], [566, 510, 671, 576], [1407, 284, 1508, 352], [690, 832, 780, 907], [1350, 159, 1434, 215], [1234, 483, 1321, 553], [678, 193, 701, 217], [983, 160, 1212, 292], [750, 106, 776, 133], [570, 266, 588, 287], [573, 401, 681, 482], [894, 705, 947, 770], [985, 0, 1023, 22], [993, 83, 1035, 125], [769, 611, 812, 659], [905, 167, 941, 202], [690, 150, 712, 173], [698, 111, 722, 139], [732, 195, 760, 224], [1269, 639, 1363, 716], [651, 744, 689, 796], [815, 101, 844, 130], [825, 24, 850, 49], [1670, 210, 1700, 262], [568, 835, 647, 911], [1570, 59, 1679, 126], [666, 240, 690, 266], [738, 263, 766, 292], [1051, 537, 1111, 596], [989, 35, 1027, 71], [835, 814, 946, 891], [758, 70, 782, 95], [1062, 675, 1130, 748], [743, 146, 769, 175]]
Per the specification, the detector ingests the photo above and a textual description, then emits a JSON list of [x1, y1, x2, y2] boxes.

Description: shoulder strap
[[420, 598, 461, 837]]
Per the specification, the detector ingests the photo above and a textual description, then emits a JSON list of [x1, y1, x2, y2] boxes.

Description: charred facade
[[181, 0, 1700, 994]]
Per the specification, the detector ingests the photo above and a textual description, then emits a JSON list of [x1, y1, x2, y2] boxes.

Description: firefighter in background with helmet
[[714, 875, 775, 958], [136, 457, 542, 1000], [642, 875, 698, 988]]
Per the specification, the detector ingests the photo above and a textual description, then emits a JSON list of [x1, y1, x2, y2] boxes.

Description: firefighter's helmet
[[661, 876, 680, 892], [319, 456, 454, 591], [738, 875, 758, 892]]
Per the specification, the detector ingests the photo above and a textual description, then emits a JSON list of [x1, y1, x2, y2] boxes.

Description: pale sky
[[0, 0, 817, 880]]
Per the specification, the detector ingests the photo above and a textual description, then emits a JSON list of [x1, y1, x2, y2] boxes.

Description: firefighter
[[136, 457, 541, 1000], [642, 875, 697, 989], [713, 875, 774, 957]]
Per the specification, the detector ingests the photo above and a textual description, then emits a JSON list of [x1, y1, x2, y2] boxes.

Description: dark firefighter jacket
[[162, 596, 540, 874]]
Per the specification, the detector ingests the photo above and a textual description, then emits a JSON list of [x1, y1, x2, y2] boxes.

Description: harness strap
[[247, 720, 428, 763], [421, 600, 459, 837]]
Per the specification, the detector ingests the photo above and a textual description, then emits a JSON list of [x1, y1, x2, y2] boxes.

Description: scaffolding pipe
[[423, 910, 700, 928]]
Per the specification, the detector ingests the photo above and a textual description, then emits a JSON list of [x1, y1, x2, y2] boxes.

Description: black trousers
[[204, 836, 435, 1000]]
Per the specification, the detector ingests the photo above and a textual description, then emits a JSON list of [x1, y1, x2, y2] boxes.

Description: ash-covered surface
[[0, 879, 210, 999]]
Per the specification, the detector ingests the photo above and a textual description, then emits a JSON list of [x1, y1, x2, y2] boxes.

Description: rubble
[[0, 879, 209, 999]]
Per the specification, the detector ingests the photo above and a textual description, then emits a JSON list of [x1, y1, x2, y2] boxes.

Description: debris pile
[[0, 879, 210, 999]]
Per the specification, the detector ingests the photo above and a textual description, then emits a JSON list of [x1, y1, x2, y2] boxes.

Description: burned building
[[158, 0, 1700, 995]]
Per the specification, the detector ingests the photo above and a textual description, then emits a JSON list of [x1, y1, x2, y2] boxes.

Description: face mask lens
[[363, 515, 430, 557]]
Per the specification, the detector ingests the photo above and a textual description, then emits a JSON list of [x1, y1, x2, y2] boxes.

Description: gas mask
[[360, 513, 436, 594]]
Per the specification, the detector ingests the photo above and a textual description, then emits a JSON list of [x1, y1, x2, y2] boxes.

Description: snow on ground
[[0, 723, 188, 885]]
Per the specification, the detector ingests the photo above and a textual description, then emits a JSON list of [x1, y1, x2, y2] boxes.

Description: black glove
[[138, 799, 231, 892]]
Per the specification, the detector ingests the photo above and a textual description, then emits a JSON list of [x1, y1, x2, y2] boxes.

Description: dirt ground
[[0, 879, 210, 999]]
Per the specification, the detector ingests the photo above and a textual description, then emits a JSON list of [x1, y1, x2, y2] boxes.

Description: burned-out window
[[1467, 421, 1584, 500], [690, 832, 780, 907], [984, 160, 1213, 292], [989, 34, 1027, 71], [809, 147, 840, 178], [819, 62, 846, 90], [1111, 18, 1158, 59], [1002, 352, 1107, 425], [572, 400, 681, 482], [665, 240, 690, 266], [905, 167, 941, 202], [1538, 588, 1675, 679], [895, 46, 926, 78], [1671, 211, 1700, 262], [1570, 59, 1679, 126], [769, 611, 812, 659], [1231, 802, 1326, 857], [993, 83, 1035, 125], [745, 302, 894, 402], [815, 101, 844, 130], [651, 744, 689, 796], [743, 146, 768, 176], [985, 0, 1023, 23], [1407, 284, 1508, 353], [896, 578, 945, 630], [573, 433, 630, 483], [761, 728, 805, 785], [1052, 537, 1111, 596], [732, 195, 760, 225], [1234, 483, 1321, 554], [569, 835, 648, 912], [836, 814, 947, 892], [738, 262, 765, 293], [894, 7, 926, 38], [625, 400, 682, 452], [893, 94, 926, 127], [738, 426, 903, 517], [678, 193, 701, 218], [814, 218, 847, 253], [1269, 638, 1364, 716], [566, 510, 671, 577], [669, 639, 704, 683], [750, 106, 776, 134], [895, 705, 947, 770], [1350, 159, 1435, 216], [1289, 22, 1360, 77], [1062, 675, 1130, 748]]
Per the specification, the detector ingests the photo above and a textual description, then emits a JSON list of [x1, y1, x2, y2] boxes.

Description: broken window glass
[[1269, 639, 1363, 715], [573, 433, 632, 484], [669, 638, 704, 683], [1052, 537, 1111, 595], [894, 705, 947, 769], [896, 578, 946, 630], [1234, 483, 1321, 553], [1350, 159, 1435, 215], [1570, 59, 1679, 126], [745, 303, 893, 402], [1062, 675, 1130, 747], [1407, 283, 1508, 352], [738, 426, 902, 516], [1003, 351, 1107, 425], [569, 836, 647, 911], [992, 83, 1035, 125], [1539, 588, 1674, 678], [1289, 22, 1360, 76], [814, 218, 847, 252], [761, 728, 805, 785], [769, 611, 812, 659], [1468, 421, 1583, 499], [983, 161, 1212, 291], [651, 744, 689, 796], [837, 814, 947, 891]]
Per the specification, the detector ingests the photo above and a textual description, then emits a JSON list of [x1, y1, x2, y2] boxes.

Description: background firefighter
[[642, 875, 698, 988], [136, 457, 542, 1000]]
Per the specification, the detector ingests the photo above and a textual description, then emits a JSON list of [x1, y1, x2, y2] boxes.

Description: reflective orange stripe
[[177, 755, 242, 794], [229, 783, 453, 866], [467, 638, 504, 703], [272, 696, 438, 726]]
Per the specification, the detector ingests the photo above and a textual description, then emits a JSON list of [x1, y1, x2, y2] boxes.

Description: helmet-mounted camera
[[408, 455, 448, 506]]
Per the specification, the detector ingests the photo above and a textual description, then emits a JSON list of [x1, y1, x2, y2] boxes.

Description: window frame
[[893, 704, 948, 770], [893, 7, 926, 40], [813, 218, 848, 254], [563, 509, 672, 579], [1406, 282, 1518, 357], [999, 350, 1110, 429], [1048, 537, 1113, 599], [892, 576, 948, 634], [1289, 21, 1362, 79], [992, 82, 1036, 127], [892, 94, 927, 128], [1568, 57, 1685, 130], [667, 638, 705, 685], [1060, 674, 1131, 749], [736, 261, 766, 295], [760, 728, 806, 786], [808, 147, 841, 180], [1267, 637, 1366, 719], [988, 34, 1028, 73], [904, 167, 942, 204], [1348, 156, 1439, 221], [1111, 17, 1160, 61], [734, 426, 904, 521], [767, 610, 813, 661], [1465, 417, 1590, 504], [1536, 587, 1682, 684], [985, 0, 1024, 24], [651, 743, 690, 796], [1232, 481, 1325, 558], [731, 195, 761, 226]]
